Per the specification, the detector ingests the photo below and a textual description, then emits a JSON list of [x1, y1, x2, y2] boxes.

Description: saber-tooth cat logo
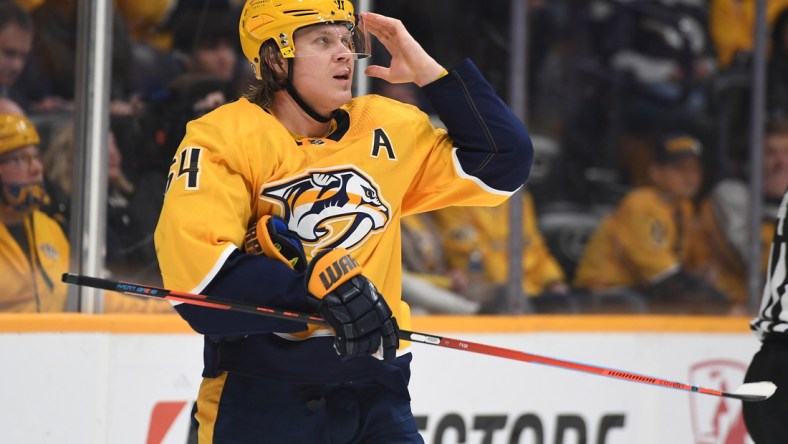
[[261, 167, 390, 255]]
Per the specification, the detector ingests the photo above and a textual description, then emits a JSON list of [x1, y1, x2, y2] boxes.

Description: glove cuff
[[245, 215, 304, 271], [306, 248, 363, 298]]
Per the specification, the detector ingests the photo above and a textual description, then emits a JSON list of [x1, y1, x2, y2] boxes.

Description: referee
[[745, 187, 788, 443]]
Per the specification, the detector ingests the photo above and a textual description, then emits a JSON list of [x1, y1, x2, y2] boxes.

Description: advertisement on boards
[[0, 327, 760, 444]]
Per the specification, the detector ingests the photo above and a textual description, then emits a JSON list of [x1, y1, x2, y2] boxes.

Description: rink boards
[[0, 314, 759, 444]]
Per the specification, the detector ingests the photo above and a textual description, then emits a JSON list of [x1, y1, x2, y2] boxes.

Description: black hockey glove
[[305, 248, 399, 362], [245, 215, 306, 272]]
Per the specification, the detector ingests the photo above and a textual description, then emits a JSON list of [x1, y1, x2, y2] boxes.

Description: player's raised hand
[[361, 12, 446, 87]]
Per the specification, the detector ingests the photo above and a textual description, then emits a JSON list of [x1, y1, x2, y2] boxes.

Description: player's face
[[292, 24, 355, 112], [0, 145, 43, 186], [652, 156, 702, 200], [763, 133, 788, 198], [0, 24, 32, 87]]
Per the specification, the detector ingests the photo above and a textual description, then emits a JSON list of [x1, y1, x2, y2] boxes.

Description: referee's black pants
[[743, 337, 788, 444]]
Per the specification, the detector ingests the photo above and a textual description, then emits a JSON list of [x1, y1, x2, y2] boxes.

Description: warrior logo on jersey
[[260, 167, 390, 255]]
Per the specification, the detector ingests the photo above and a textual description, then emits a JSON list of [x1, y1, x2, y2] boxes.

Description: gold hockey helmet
[[0, 114, 40, 156], [239, 0, 368, 79]]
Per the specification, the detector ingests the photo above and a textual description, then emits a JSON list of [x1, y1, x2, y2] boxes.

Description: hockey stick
[[62, 272, 775, 402]]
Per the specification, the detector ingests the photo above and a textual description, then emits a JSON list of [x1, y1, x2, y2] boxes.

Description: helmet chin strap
[[285, 58, 335, 123]]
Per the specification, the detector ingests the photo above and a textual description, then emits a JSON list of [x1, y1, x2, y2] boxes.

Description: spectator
[[130, 9, 243, 151], [0, 107, 68, 312], [709, 0, 788, 70], [693, 119, 788, 307], [0, 1, 34, 110], [432, 191, 573, 313], [609, 0, 715, 128], [41, 121, 161, 286], [14, 0, 137, 114], [603, 0, 716, 186], [574, 134, 730, 313], [170, 9, 245, 96], [0, 101, 170, 312]]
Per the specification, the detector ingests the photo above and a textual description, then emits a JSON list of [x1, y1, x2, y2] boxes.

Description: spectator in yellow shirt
[[574, 134, 729, 313], [0, 110, 68, 312], [432, 191, 571, 312], [0, 102, 172, 313]]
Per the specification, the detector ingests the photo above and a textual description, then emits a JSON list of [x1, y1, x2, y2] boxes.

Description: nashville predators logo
[[260, 168, 390, 255]]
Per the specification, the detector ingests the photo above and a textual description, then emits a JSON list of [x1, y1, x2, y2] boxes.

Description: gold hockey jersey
[[157, 95, 521, 333]]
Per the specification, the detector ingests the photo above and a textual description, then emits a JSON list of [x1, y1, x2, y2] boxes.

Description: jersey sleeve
[[154, 112, 312, 337], [401, 59, 533, 215]]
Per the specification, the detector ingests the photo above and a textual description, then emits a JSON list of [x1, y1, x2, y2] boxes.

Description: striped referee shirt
[[751, 188, 788, 339]]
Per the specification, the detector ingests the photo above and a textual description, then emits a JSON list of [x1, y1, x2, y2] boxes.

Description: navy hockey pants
[[191, 371, 424, 443]]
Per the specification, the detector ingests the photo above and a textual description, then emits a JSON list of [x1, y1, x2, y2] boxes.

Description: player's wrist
[[415, 63, 447, 87]]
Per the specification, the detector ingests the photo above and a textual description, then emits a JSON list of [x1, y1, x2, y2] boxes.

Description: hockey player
[[154, 0, 532, 442], [0, 110, 69, 312]]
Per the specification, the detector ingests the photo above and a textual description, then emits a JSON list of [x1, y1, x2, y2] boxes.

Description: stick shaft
[[62, 273, 766, 401], [401, 331, 728, 397], [63, 273, 329, 327]]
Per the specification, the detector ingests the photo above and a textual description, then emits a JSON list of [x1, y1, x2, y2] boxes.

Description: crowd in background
[[2, 0, 788, 315]]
